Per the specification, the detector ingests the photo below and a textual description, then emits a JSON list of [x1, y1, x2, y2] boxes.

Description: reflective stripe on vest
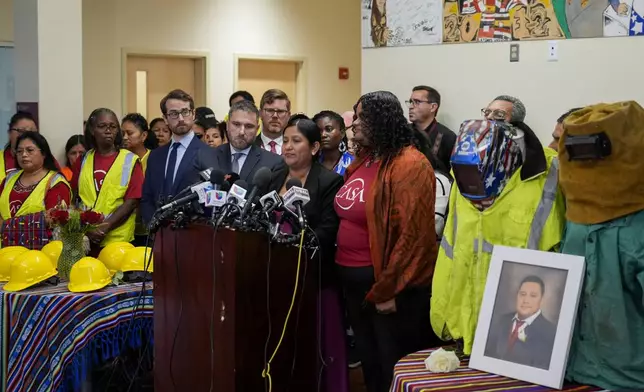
[[526, 159, 559, 250], [0, 171, 70, 219], [440, 200, 457, 259], [473, 238, 494, 254], [0, 150, 6, 184]]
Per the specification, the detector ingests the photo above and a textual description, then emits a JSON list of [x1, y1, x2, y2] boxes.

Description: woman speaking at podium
[[71, 108, 144, 256], [0, 133, 71, 249], [266, 114, 347, 391]]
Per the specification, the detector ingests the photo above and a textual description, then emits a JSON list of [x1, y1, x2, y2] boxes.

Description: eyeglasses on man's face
[[481, 108, 508, 121], [166, 108, 194, 120], [263, 108, 289, 117]]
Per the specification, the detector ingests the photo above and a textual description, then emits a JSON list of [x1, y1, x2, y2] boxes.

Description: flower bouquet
[[47, 204, 104, 279]]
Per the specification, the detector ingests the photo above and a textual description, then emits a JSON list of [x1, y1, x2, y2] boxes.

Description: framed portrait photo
[[469, 246, 585, 389]]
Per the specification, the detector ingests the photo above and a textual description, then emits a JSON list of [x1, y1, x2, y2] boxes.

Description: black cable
[[105, 232, 155, 389], [305, 227, 327, 392]]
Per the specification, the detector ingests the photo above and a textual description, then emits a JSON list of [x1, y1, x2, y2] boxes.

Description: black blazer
[[141, 136, 216, 225], [267, 162, 343, 287], [208, 144, 283, 185], [484, 312, 557, 370]]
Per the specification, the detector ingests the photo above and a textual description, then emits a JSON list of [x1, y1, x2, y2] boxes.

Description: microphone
[[282, 179, 311, 229], [170, 167, 216, 201], [240, 167, 272, 218], [158, 170, 225, 211], [259, 191, 282, 214], [205, 190, 228, 208], [222, 172, 241, 192], [215, 180, 249, 227]]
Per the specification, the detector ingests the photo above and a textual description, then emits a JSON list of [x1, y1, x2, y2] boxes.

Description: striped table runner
[[391, 347, 607, 392], [0, 282, 153, 392]]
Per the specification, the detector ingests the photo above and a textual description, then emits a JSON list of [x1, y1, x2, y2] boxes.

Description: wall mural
[[362, 0, 644, 47]]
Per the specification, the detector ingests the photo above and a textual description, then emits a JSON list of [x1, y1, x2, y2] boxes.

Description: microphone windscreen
[[253, 167, 273, 190], [285, 178, 302, 190], [222, 172, 241, 192], [210, 169, 226, 186], [234, 179, 249, 190]]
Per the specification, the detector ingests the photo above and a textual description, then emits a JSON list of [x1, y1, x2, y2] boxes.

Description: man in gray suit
[[209, 100, 282, 185], [485, 275, 557, 370]]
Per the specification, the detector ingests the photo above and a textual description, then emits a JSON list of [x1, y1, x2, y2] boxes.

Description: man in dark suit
[[254, 89, 291, 154], [141, 89, 216, 225], [484, 275, 557, 370], [210, 100, 282, 185]]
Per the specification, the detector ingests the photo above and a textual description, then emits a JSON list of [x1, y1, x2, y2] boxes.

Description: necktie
[[268, 141, 277, 154], [231, 152, 243, 174], [507, 320, 525, 351], [164, 143, 180, 197]]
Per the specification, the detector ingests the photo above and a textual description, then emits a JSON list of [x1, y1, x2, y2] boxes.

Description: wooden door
[[237, 59, 299, 112]]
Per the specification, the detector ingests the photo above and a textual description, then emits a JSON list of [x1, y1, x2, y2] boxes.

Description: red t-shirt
[[71, 151, 144, 200], [334, 161, 380, 267], [0, 176, 71, 218], [3, 148, 17, 174]]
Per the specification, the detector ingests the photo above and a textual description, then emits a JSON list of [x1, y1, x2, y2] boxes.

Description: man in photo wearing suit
[[210, 100, 282, 185], [256, 89, 291, 154], [140, 89, 216, 225], [485, 275, 557, 370]]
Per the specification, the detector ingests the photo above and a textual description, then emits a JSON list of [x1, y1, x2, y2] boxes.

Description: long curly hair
[[353, 91, 429, 162]]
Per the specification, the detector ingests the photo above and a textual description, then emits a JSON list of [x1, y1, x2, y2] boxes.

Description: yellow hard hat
[[0, 246, 29, 282], [3, 250, 57, 292], [41, 241, 63, 268], [121, 247, 154, 273], [98, 242, 134, 273], [68, 257, 112, 293]]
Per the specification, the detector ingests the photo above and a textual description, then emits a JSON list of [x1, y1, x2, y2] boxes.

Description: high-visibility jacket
[[431, 151, 566, 355], [0, 170, 70, 219], [78, 150, 137, 246]]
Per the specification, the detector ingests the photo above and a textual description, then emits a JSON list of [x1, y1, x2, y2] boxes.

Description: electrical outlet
[[510, 44, 520, 62], [548, 40, 558, 62]]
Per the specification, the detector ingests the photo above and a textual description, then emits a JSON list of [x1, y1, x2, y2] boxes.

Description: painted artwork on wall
[[361, 0, 644, 47], [362, 0, 444, 47]]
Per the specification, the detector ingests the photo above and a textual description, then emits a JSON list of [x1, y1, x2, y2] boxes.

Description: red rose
[[50, 210, 69, 225], [80, 210, 104, 225]]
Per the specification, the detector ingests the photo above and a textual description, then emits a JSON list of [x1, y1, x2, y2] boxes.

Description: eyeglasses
[[9, 128, 37, 134], [16, 147, 41, 156], [96, 123, 118, 131], [166, 109, 194, 120], [405, 99, 435, 108], [263, 108, 289, 117], [481, 108, 508, 121]]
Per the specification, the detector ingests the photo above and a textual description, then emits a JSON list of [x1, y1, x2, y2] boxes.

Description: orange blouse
[[346, 146, 438, 303]]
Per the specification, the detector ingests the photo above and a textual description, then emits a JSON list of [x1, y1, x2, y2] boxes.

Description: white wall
[[362, 37, 644, 143], [83, 0, 361, 120]]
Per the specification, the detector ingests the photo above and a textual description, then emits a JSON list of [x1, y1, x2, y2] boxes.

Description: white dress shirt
[[230, 145, 252, 172], [164, 130, 195, 182], [513, 309, 542, 330], [260, 133, 283, 155]]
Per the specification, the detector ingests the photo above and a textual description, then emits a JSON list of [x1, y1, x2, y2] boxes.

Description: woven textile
[[390, 347, 607, 392], [0, 282, 153, 392]]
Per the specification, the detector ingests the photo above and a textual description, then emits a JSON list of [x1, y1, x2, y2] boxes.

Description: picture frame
[[469, 245, 585, 389]]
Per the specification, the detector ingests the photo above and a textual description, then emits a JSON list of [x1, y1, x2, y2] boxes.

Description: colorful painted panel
[[361, 0, 644, 47]]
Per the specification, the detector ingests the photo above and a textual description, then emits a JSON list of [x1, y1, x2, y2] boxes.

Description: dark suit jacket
[[210, 144, 282, 185], [484, 312, 557, 370], [141, 136, 216, 225], [267, 162, 343, 287]]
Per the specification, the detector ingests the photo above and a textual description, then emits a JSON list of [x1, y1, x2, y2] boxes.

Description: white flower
[[424, 348, 460, 373], [518, 328, 527, 342]]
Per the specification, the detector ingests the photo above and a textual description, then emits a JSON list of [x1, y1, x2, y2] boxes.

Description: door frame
[[233, 53, 308, 114], [121, 48, 210, 117]]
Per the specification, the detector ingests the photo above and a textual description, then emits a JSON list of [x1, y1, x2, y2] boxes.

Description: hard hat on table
[[3, 250, 56, 292], [98, 242, 134, 274], [41, 241, 63, 268], [0, 246, 29, 282], [121, 247, 154, 273], [68, 257, 112, 293]]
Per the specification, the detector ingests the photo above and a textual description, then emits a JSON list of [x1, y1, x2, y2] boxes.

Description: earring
[[339, 140, 347, 153]]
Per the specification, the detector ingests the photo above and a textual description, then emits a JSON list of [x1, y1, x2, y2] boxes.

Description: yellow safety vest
[[140, 149, 150, 174], [78, 149, 137, 246], [0, 170, 71, 219], [431, 150, 566, 355]]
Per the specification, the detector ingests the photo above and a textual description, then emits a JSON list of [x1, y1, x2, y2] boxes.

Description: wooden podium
[[153, 224, 320, 391]]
